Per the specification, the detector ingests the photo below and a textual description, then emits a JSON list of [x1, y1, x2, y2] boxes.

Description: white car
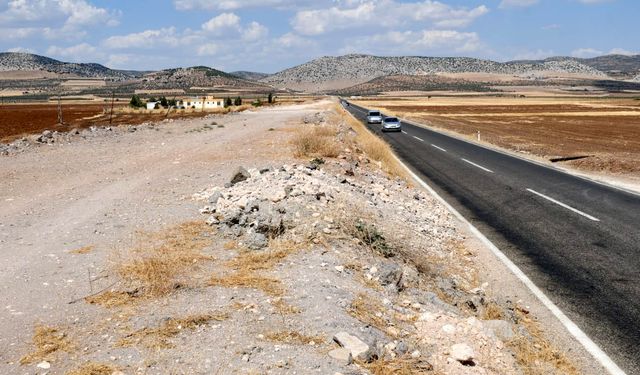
[[381, 117, 401, 132], [367, 110, 382, 124]]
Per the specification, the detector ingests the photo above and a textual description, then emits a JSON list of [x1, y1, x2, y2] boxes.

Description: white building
[[178, 96, 224, 109], [146, 101, 159, 110]]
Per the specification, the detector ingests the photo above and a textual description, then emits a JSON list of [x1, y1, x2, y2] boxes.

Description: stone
[[245, 230, 268, 250], [484, 320, 515, 341], [37, 361, 51, 369], [378, 262, 402, 288], [230, 166, 251, 185], [208, 191, 223, 205], [395, 341, 409, 355], [205, 215, 219, 226], [451, 343, 475, 364], [333, 332, 370, 360], [411, 350, 421, 359], [328, 348, 353, 365]]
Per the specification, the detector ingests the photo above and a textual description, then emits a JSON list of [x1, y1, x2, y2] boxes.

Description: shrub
[[129, 95, 144, 108]]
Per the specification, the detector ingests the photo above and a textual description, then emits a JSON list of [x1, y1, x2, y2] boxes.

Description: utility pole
[[57, 93, 64, 125], [109, 91, 115, 125]]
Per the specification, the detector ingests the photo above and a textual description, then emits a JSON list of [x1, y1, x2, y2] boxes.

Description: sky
[[0, 0, 637, 73]]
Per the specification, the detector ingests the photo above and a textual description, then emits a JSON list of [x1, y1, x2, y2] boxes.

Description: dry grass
[[291, 124, 341, 158], [118, 313, 228, 349], [347, 293, 389, 333], [85, 290, 139, 308], [263, 331, 324, 345], [114, 221, 213, 298], [335, 104, 408, 179], [271, 298, 302, 314], [69, 245, 94, 255], [210, 238, 300, 297], [360, 355, 433, 375], [508, 310, 579, 375], [20, 325, 74, 365], [480, 301, 505, 320], [66, 362, 118, 375]]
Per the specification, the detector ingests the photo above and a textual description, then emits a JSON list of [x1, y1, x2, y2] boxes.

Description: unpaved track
[[0, 101, 323, 368]]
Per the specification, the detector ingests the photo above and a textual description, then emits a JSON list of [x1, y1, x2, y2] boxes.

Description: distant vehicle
[[367, 110, 382, 124], [381, 117, 401, 132]]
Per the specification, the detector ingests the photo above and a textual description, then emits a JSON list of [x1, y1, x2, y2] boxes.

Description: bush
[[129, 95, 144, 108], [225, 97, 233, 107], [291, 126, 340, 158], [234, 96, 242, 106]]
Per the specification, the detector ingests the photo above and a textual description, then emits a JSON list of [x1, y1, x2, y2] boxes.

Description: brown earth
[[354, 97, 640, 177]]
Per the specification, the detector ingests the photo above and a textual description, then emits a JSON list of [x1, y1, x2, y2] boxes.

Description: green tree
[[160, 96, 168, 108], [225, 97, 233, 107], [267, 93, 273, 104], [148, 96, 157, 103], [234, 96, 242, 106], [252, 98, 263, 107], [129, 95, 144, 108]]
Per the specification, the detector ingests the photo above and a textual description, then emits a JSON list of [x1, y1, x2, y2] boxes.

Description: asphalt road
[[344, 101, 640, 374]]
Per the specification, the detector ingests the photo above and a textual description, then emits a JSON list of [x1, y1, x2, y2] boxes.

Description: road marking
[[431, 144, 447, 152], [413, 136, 424, 142], [527, 189, 601, 222], [461, 158, 494, 173], [401, 130, 408, 134]]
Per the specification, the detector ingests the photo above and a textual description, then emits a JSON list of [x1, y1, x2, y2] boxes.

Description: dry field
[[353, 96, 640, 177]]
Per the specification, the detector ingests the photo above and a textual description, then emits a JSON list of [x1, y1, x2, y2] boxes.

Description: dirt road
[[0, 101, 321, 369]]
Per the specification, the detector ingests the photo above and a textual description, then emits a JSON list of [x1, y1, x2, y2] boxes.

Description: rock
[[37, 361, 51, 369], [484, 320, 514, 341], [205, 215, 219, 226], [395, 341, 409, 355], [245, 230, 268, 250], [399, 264, 419, 290], [333, 332, 370, 360], [208, 191, 223, 205], [230, 166, 251, 185], [378, 262, 402, 289], [411, 350, 421, 359], [451, 343, 475, 365], [328, 348, 353, 365]]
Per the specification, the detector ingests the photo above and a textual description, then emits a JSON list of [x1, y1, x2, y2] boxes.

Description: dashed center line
[[461, 158, 494, 173], [401, 130, 408, 134], [413, 136, 424, 142], [431, 144, 447, 152], [526, 189, 601, 222]]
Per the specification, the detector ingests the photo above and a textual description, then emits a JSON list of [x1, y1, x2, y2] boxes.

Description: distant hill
[[0, 52, 142, 79], [230, 71, 270, 81], [262, 54, 607, 92], [512, 54, 640, 79], [335, 74, 496, 95], [133, 66, 273, 91]]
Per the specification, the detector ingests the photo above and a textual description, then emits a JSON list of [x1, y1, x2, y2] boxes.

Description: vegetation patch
[[66, 362, 119, 375], [291, 124, 341, 158], [360, 355, 433, 375], [263, 331, 324, 345], [20, 325, 74, 365]]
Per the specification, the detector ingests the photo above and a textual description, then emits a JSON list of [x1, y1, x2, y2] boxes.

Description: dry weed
[[115, 221, 213, 297], [348, 293, 389, 333], [360, 355, 433, 375], [292, 125, 341, 158], [118, 313, 228, 349], [69, 245, 94, 255], [271, 298, 302, 314], [508, 310, 578, 375], [480, 301, 505, 320], [20, 325, 74, 365], [66, 362, 118, 375], [209, 272, 284, 296], [335, 104, 408, 179], [263, 331, 324, 345], [85, 290, 139, 308]]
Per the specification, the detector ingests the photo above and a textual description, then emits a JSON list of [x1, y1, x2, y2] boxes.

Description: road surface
[[345, 101, 640, 374]]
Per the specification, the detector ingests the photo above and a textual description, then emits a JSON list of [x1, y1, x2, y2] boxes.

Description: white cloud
[[0, 0, 118, 27], [499, 0, 539, 8], [242, 22, 268, 42], [343, 29, 482, 55], [292, 1, 488, 35], [103, 27, 180, 49], [512, 49, 555, 60], [571, 47, 603, 58], [174, 0, 315, 10], [47, 43, 98, 58], [197, 43, 220, 56], [202, 13, 241, 34], [608, 48, 637, 56]]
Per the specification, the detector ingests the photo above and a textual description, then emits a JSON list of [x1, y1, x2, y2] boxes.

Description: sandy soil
[[354, 97, 640, 182], [0, 102, 323, 371]]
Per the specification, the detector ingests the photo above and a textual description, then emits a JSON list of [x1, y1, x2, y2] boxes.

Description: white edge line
[[527, 188, 601, 222], [413, 136, 424, 142], [391, 154, 625, 375], [461, 158, 494, 173], [401, 130, 408, 134], [340, 103, 626, 375], [431, 144, 447, 152]]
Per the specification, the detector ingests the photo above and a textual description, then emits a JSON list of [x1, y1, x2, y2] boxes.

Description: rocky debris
[[328, 348, 353, 365], [229, 166, 251, 185], [450, 343, 475, 365], [333, 332, 370, 361], [483, 320, 515, 341], [36, 361, 51, 369]]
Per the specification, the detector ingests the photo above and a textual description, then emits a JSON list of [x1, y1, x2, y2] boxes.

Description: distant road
[[344, 101, 640, 374]]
